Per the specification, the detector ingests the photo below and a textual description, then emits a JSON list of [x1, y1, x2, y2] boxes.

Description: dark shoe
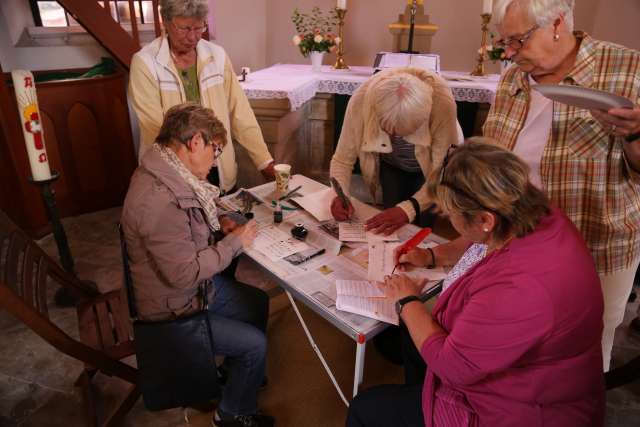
[[212, 412, 274, 427]]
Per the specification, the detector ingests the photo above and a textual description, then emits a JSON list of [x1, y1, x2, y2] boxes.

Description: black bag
[[119, 225, 220, 411]]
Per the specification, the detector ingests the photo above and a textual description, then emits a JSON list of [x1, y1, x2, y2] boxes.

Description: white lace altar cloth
[[240, 64, 500, 111]]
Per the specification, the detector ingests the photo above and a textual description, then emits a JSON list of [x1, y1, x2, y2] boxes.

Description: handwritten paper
[[335, 280, 398, 325], [338, 222, 399, 243], [367, 242, 400, 282]]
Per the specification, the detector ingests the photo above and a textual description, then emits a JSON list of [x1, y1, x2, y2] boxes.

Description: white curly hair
[[493, 0, 575, 32]]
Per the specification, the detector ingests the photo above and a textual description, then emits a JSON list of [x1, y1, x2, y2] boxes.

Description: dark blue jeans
[[208, 275, 269, 415]]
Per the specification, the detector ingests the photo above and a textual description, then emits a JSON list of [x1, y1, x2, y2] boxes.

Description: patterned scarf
[[154, 143, 221, 231]]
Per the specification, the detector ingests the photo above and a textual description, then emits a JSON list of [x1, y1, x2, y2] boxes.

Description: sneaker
[[212, 411, 274, 427]]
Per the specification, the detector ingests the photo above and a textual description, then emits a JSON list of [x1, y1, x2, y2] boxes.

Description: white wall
[[0, 0, 638, 74]]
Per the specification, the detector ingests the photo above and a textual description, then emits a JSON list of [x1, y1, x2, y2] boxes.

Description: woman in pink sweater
[[347, 141, 605, 427]]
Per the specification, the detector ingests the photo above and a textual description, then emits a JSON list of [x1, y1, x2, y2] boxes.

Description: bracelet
[[408, 197, 420, 220], [625, 132, 640, 143], [426, 247, 436, 269]]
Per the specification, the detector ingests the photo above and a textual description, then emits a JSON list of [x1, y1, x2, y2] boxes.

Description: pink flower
[[292, 35, 302, 45], [314, 34, 323, 43], [334, 37, 342, 45]]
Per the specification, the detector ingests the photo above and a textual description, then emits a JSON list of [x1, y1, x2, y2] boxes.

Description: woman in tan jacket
[[329, 67, 460, 234], [121, 103, 273, 427]]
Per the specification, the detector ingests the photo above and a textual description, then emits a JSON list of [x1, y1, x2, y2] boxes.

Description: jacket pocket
[[567, 116, 610, 160]]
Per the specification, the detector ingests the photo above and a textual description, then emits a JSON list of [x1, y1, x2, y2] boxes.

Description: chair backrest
[[0, 210, 137, 383], [118, 223, 138, 320]]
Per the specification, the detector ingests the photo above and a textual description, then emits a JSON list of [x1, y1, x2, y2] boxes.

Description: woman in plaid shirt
[[484, 0, 640, 372]]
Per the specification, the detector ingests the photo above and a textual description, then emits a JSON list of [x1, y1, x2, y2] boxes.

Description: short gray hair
[[369, 70, 433, 137], [493, 0, 575, 32], [160, 0, 209, 22]]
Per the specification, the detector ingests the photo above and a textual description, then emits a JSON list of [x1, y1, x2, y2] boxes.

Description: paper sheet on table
[[252, 225, 310, 262], [367, 242, 400, 282], [338, 222, 399, 243], [335, 280, 398, 325], [291, 187, 337, 222], [367, 241, 448, 283]]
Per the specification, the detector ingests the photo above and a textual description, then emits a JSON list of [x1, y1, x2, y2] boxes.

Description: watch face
[[395, 300, 402, 316]]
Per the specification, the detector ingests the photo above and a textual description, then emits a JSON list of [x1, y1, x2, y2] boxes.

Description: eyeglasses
[[494, 24, 539, 51], [171, 21, 207, 36], [212, 144, 223, 159], [439, 145, 501, 216]]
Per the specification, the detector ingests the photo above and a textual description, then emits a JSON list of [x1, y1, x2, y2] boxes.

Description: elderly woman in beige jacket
[[330, 68, 460, 234], [129, 0, 275, 193]]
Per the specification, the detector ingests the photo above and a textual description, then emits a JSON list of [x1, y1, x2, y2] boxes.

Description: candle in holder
[[482, 0, 493, 15], [337, 0, 347, 10], [11, 70, 52, 181]]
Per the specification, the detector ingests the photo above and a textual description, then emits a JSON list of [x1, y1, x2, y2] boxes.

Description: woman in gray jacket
[[121, 103, 273, 427]]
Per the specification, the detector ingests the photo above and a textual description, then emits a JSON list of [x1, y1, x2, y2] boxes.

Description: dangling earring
[[553, 32, 560, 42]]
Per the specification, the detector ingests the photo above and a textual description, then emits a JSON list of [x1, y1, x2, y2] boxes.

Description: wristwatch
[[395, 295, 421, 316]]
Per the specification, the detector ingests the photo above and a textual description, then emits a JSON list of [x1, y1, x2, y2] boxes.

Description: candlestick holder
[[333, 8, 349, 70], [470, 13, 492, 77], [28, 171, 91, 306]]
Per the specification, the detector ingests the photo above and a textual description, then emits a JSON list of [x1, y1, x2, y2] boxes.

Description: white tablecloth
[[240, 64, 501, 111]]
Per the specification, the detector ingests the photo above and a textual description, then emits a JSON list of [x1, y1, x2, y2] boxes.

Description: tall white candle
[[482, 0, 493, 14], [337, 0, 347, 10], [11, 70, 52, 181]]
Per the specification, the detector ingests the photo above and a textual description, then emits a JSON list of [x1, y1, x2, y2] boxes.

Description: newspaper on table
[[338, 222, 399, 243]]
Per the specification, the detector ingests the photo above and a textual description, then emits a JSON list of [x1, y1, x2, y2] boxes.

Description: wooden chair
[[0, 210, 139, 427]]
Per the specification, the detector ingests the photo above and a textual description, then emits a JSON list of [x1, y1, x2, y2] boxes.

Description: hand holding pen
[[330, 177, 355, 221]]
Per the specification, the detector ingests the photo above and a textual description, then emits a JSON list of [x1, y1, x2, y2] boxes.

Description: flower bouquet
[[291, 7, 340, 57]]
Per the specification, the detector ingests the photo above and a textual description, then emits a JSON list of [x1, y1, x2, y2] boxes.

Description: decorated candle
[[11, 70, 52, 181], [337, 0, 347, 10], [482, 0, 493, 14]]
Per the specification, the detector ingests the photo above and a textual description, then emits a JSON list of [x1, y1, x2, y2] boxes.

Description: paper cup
[[274, 163, 291, 193]]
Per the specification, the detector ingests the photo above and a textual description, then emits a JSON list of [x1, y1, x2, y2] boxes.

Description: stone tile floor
[[1, 207, 639, 426]]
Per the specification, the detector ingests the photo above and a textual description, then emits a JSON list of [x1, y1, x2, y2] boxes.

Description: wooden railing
[[56, 0, 163, 70]]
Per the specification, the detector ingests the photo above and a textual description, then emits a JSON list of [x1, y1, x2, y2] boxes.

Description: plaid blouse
[[483, 32, 640, 274]]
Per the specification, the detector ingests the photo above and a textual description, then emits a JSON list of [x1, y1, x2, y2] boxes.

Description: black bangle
[[426, 247, 436, 269], [625, 132, 640, 143], [408, 197, 420, 220]]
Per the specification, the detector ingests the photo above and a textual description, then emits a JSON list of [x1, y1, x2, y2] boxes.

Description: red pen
[[391, 228, 432, 274]]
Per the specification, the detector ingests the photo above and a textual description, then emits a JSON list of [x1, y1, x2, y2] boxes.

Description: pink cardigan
[[421, 208, 605, 427]]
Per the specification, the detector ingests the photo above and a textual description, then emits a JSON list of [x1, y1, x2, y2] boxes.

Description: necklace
[[486, 234, 515, 255]]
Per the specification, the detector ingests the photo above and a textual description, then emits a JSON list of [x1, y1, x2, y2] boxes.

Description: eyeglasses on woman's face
[[494, 24, 540, 52], [212, 143, 223, 159], [170, 20, 207, 37], [439, 145, 501, 217]]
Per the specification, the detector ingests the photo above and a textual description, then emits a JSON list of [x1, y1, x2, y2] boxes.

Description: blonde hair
[[493, 0, 575, 32], [427, 138, 550, 240], [160, 0, 209, 22], [156, 102, 227, 147], [366, 69, 433, 137]]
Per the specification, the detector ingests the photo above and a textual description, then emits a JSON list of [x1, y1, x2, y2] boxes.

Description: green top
[[178, 64, 200, 103]]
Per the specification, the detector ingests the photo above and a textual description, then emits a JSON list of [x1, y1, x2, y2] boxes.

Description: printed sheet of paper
[[338, 222, 399, 243], [253, 225, 310, 262], [335, 280, 398, 325]]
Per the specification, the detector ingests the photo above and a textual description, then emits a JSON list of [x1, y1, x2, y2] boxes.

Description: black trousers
[[346, 383, 424, 427]]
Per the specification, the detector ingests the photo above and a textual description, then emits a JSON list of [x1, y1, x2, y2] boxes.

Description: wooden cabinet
[[0, 70, 137, 237]]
